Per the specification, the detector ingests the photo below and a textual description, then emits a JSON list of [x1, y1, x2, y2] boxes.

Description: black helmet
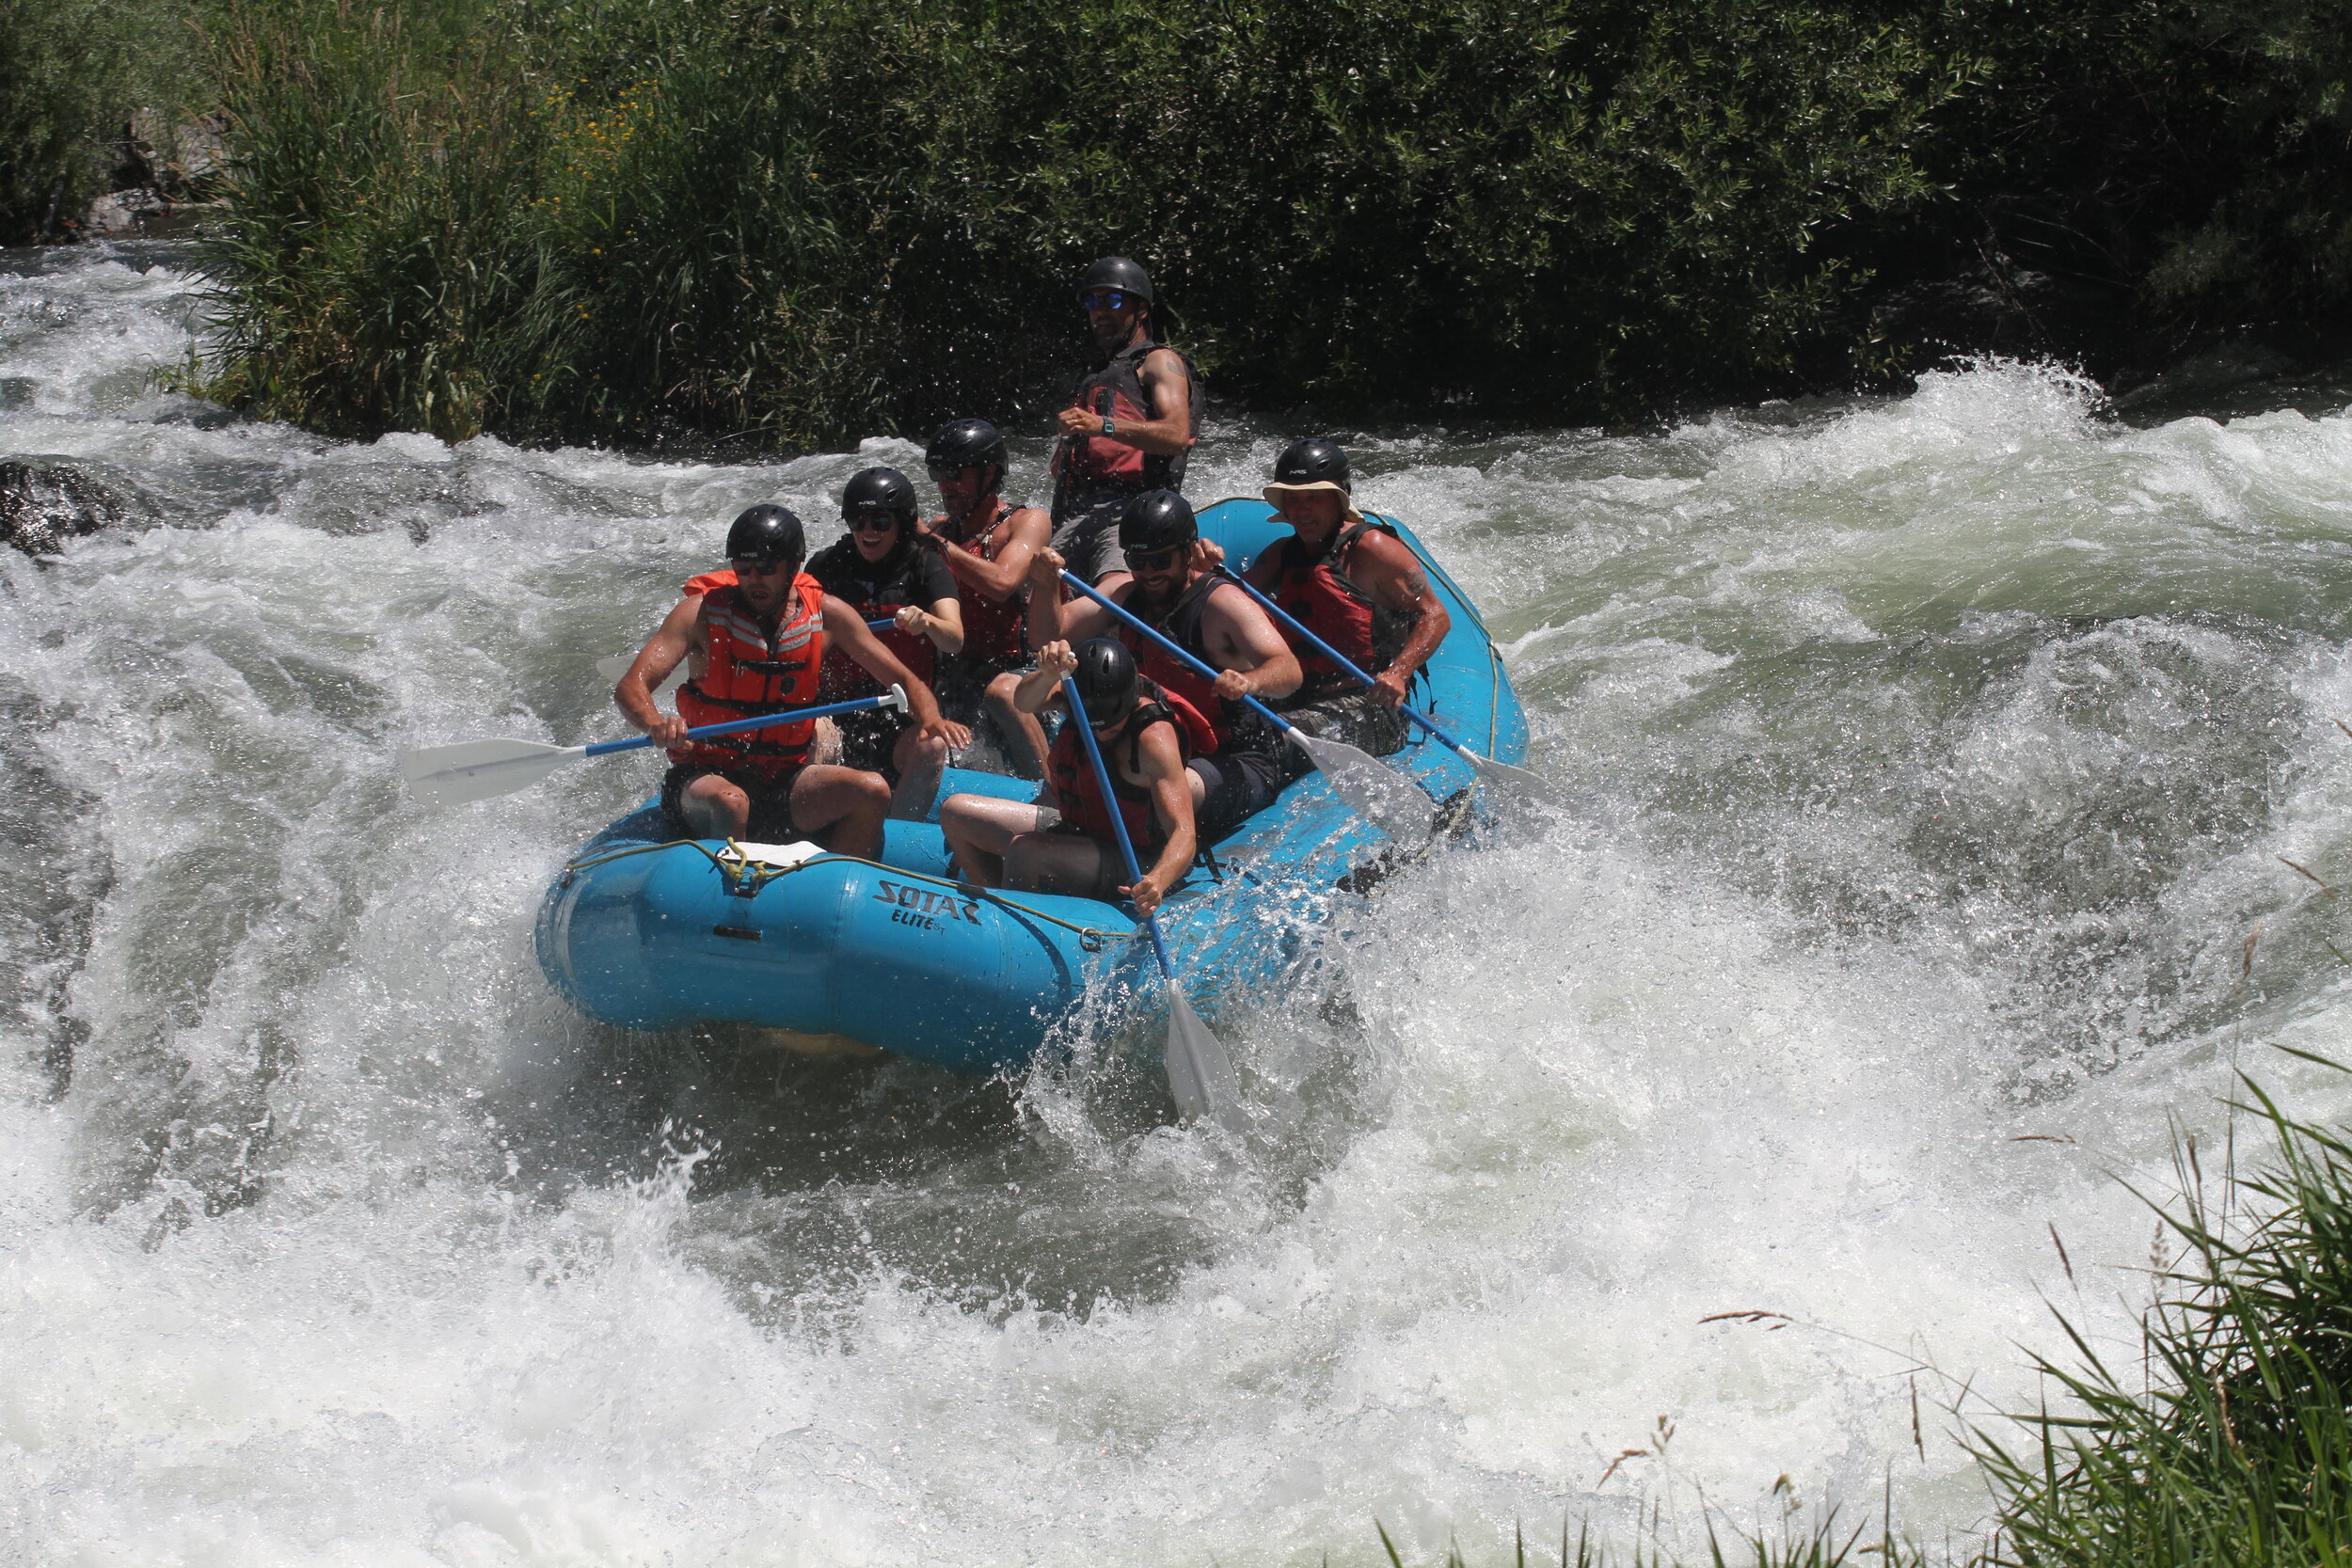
[[1271, 437, 1350, 492], [726, 504, 805, 565], [926, 418, 1007, 487], [1071, 637, 1138, 726], [1118, 489, 1197, 554], [1079, 255, 1154, 308], [841, 467, 917, 527]]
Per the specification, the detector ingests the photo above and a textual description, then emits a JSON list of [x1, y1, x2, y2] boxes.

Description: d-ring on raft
[[533, 499, 1533, 1076]]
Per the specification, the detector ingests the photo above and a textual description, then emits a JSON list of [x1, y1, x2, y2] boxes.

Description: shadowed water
[[8, 242, 2352, 1563]]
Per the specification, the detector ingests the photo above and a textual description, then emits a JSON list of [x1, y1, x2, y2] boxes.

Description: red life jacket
[[1052, 335, 1196, 502], [806, 537, 937, 699], [1114, 575, 1248, 753], [1265, 519, 1414, 700], [671, 578, 827, 779], [944, 499, 1030, 671], [1048, 679, 1215, 859]]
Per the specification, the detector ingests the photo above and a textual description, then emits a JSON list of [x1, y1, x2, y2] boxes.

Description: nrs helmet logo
[[873, 880, 981, 931]]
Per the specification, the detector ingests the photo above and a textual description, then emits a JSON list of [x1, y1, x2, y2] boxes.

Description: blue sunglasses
[[1079, 289, 1137, 311]]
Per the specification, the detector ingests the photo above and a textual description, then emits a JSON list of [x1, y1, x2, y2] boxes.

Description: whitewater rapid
[[7, 242, 2352, 1564]]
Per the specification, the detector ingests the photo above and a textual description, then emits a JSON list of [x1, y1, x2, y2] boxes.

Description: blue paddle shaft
[[1057, 572, 1293, 735], [581, 692, 898, 758], [1059, 674, 1177, 978], [1214, 567, 1468, 756]]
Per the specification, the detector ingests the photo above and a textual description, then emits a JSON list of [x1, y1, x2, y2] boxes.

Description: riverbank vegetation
[[9, 0, 2347, 444]]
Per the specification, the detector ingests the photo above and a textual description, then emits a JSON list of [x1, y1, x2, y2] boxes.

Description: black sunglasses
[[1125, 545, 1184, 570], [850, 513, 899, 533]]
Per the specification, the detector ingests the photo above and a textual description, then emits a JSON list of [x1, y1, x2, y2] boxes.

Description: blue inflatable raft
[[533, 499, 1530, 1070]]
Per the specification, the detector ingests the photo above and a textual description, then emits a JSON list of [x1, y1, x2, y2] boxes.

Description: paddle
[[596, 618, 898, 689], [1060, 674, 1246, 1132], [1215, 566, 1559, 808], [1058, 570, 1436, 841], [401, 688, 908, 808]]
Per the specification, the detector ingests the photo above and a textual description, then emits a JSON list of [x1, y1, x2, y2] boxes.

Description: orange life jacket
[[1047, 679, 1215, 859], [669, 578, 826, 779]]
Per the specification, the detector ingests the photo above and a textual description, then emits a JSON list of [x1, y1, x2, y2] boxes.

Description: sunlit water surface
[[8, 243, 2352, 1564]]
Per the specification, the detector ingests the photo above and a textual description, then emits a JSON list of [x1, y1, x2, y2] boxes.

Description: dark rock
[[0, 461, 137, 554]]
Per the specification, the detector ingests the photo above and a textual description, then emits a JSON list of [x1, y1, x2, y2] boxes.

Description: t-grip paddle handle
[[1213, 566, 1469, 757], [1057, 571, 1296, 737], [581, 688, 906, 758]]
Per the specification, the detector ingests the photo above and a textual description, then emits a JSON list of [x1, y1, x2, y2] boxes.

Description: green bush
[[0, 0, 196, 244], [184, 0, 1958, 445]]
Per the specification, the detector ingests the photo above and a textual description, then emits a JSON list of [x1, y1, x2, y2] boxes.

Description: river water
[[8, 241, 2352, 1564]]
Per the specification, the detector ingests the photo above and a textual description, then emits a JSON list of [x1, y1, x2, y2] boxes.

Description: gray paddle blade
[[400, 737, 588, 807], [1165, 987, 1248, 1134], [1283, 728, 1437, 842], [1469, 750, 1566, 810]]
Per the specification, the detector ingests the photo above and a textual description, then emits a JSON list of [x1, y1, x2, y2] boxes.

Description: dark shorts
[[1050, 491, 1135, 583], [1271, 690, 1410, 783], [833, 705, 911, 780], [933, 656, 1009, 727], [1186, 746, 1286, 835], [1045, 818, 1134, 901], [660, 764, 802, 841]]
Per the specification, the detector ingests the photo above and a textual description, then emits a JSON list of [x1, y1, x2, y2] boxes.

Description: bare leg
[[985, 671, 1049, 779], [887, 721, 950, 821], [675, 773, 754, 838], [787, 764, 891, 859], [1006, 831, 1109, 898], [939, 793, 1045, 886]]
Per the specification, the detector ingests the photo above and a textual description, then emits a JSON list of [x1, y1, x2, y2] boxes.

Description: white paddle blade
[[1283, 728, 1437, 842], [400, 738, 588, 807], [596, 653, 686, 699], [1165, 987, 1248, 1134]]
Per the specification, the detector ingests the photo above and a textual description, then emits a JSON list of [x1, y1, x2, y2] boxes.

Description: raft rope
[[560, 837, 1129, 951]]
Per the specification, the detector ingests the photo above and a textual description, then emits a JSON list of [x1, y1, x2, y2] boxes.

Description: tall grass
[[1974, 1054, 2352, 1564]]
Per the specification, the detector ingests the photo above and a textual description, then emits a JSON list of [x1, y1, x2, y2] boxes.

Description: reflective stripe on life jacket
[[1047, 679, 1212, 860], [1052, 336, 1195, 502], [671, 578, 826, 779], [1266, 520, 1413, 701], [1113, 574, 1246, 753], [806, 537, 937, 698], [944, 499, 1029, 671]]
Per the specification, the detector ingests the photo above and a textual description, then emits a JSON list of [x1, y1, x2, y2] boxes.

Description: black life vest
[[1265, 519, 1412, 700], [1113, 574, 1246, 753], [807, 536, 938, 697], [1054, 335, 1196, 501]]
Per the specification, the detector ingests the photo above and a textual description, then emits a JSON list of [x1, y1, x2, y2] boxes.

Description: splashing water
[[8, 243, 2352, 1563]]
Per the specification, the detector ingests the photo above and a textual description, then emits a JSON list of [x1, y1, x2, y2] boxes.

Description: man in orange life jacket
[[1048, 257, 1197, 590], [614, 504, 959, 859], [914, 418, 1053, 778], [804, 467, 972, 820], [937, 638, 1203, 915], [1028, 490, 1304, 835], [1238, 438, 1451, 769]]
